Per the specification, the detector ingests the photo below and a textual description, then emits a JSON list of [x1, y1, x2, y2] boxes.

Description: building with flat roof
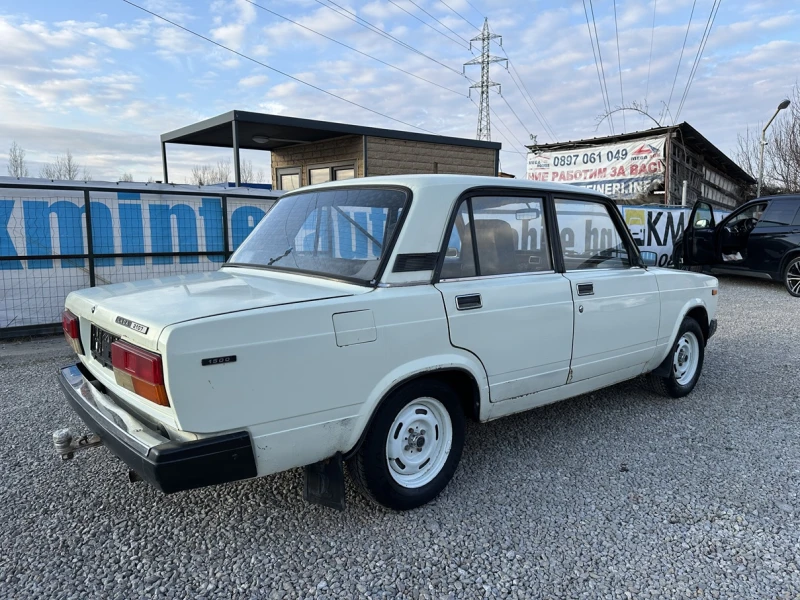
[[526, 122, 755, 209], [161, 111, 502, 191]]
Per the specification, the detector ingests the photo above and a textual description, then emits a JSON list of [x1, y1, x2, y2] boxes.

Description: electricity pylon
[[464, 18, 507, 141]]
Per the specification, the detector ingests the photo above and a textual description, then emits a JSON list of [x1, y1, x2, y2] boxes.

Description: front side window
[[229, 188, 407, 283], [727, 202, 768, 227], [693, 202, 715, 229], [554, 198, 630, 270], [439, 196, 551, 279]]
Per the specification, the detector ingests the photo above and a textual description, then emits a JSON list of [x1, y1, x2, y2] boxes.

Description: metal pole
[[758, 100, 791, 198], [757, 129, 767, 198], [232, 121, 241, 187], [161, 142, 169, 184], [83, 190, 96, 287], [681, 180, 688, 207]]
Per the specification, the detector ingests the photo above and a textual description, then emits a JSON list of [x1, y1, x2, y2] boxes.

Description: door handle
[[576, 282, 594, 296], [456, 294, 482, 310]]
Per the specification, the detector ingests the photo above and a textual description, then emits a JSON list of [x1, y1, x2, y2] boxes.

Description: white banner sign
[[527, 136, 667, 200]]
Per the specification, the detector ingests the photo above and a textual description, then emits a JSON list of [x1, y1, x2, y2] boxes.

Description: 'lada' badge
[[115, 316, 149, 334]]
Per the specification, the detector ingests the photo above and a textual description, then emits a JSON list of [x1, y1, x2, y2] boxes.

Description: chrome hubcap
[[673, 331, 700, 385], [386, 398, 452, 489]]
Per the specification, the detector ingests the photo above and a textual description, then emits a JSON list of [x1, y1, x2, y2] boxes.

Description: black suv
[[675, 195, 800, 296]]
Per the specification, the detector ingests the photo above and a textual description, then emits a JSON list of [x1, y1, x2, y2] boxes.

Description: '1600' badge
[[115, 316, 149, 334]]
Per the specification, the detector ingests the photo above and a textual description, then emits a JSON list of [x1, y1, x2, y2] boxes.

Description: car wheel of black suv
[[784, 256, 800, 297], [647, 317, 705, 398]]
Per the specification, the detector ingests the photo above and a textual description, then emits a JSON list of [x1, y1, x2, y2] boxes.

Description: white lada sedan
[[56, 175, 718, 511]]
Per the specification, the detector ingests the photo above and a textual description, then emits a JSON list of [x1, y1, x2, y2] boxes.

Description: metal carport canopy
[[160, 110, 501, 185]]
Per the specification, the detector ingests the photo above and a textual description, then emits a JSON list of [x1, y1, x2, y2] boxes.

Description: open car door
[[677, 201, 718, 267]]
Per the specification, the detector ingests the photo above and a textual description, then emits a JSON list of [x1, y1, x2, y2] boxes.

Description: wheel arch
[[343, 359, 486, 459], [646, 299, 711, 375], [779, 249, 800, 279]]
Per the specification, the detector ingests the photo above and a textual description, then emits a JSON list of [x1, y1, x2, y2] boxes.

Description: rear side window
[[758, 201, 800, 227], [439, 196, 551, 279]]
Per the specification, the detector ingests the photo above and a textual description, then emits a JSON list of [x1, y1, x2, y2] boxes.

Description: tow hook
[[52, 428, 102, 460]]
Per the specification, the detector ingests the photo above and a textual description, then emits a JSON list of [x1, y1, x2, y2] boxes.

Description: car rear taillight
[[110, 340, 170, 407], [61, 310, 83, 355]]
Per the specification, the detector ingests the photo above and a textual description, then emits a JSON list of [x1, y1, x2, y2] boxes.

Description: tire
[[784, 257, 800, 297], [347, 379, 466, 511], [647, 317, 705, 398]]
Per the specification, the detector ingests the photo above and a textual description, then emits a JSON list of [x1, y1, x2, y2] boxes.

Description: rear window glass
[[229, 188, 408, 283]]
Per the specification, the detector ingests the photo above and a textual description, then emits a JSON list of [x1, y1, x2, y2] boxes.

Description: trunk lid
[[66, 267, 369, 351]]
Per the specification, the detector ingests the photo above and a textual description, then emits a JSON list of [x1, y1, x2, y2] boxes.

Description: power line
[[405, 0, 473, 45], [119, 0, 436, 134], [643, 0, 657, 128], [317, 0, 464, 76], [438, 0, 480, 31], [498, 49, 558, 142], [663, 0, 697, 123], [675, 0, 722, 122], [463, 0, 486, 20], [483, 101, 529, 153], [245, 0, 467, 98], [386, 0, 469, 49], [581, 0, 613, 133], [612, 0, 626, 131], [588, 0, 614, 133]]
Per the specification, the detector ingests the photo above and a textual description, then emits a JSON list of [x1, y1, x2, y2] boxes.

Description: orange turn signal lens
[[712, 289, 718, 296], [110, 340, 170, 407]]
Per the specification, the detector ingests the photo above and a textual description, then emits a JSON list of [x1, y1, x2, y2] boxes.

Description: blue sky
[[0, 0, 797, 181]]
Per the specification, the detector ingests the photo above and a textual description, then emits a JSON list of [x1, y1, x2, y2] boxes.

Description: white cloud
[[239, 74, 270, 87], [209, 0, 257, 50]]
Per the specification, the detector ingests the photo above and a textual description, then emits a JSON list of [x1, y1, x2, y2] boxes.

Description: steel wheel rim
[[673, 331, 700, 385], [787, 261, 800, 295], [386, 397, 453, 489]]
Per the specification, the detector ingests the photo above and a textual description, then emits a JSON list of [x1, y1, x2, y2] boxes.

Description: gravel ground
[[1, 276, 799, 599]]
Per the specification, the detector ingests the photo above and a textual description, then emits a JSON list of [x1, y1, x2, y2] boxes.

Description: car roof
[[285, 174, 609, 198], [751, 194, 800, 203]]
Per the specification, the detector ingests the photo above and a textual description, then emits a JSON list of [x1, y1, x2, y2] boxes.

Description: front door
[[553, 197, 660, 382], [681, 201, 717, 266], [435, 193, 574, 402]]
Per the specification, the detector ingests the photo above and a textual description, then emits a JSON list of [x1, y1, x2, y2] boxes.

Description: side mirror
[[640, 251, 658, 267], [445, 247, 459, 258], [695, 218, 709, 229]]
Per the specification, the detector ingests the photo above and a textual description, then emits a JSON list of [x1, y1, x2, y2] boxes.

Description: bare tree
[[119, 172, 134, 182], [40, 150, 83, 180], [240, 159, 266, 184], [188, 160, 231, 186], [734, 87, 800, 195], [7, 141, 30, 177]]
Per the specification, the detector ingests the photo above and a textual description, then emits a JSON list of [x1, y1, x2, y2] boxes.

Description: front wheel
[[784, 257, 800, 297], [647, 317, 705, 398], [347, 379, 465, 511]]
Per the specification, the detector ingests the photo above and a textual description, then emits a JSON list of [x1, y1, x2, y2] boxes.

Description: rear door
[[747, 199, 800, 277], [681, 201, 718, 266], [435, 192, 574, 402], [553, 197, 660, 382]]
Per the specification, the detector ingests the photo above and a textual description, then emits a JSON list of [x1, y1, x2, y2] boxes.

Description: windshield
[[228, 187, 408, 283]]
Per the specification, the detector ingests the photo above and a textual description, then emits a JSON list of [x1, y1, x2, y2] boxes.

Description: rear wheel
[[784, 257, 800, 297], [647, 317, 705, 398], [348, 379, 465, 511]]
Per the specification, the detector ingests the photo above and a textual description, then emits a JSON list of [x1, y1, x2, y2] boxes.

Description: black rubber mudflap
[[303, 452, 346, 511]]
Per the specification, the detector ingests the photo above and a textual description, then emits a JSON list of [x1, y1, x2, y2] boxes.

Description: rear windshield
[[227, 187, 408, 283]]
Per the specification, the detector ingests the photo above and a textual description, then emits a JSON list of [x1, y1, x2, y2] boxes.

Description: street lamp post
[[757, 99, 791, 198]]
